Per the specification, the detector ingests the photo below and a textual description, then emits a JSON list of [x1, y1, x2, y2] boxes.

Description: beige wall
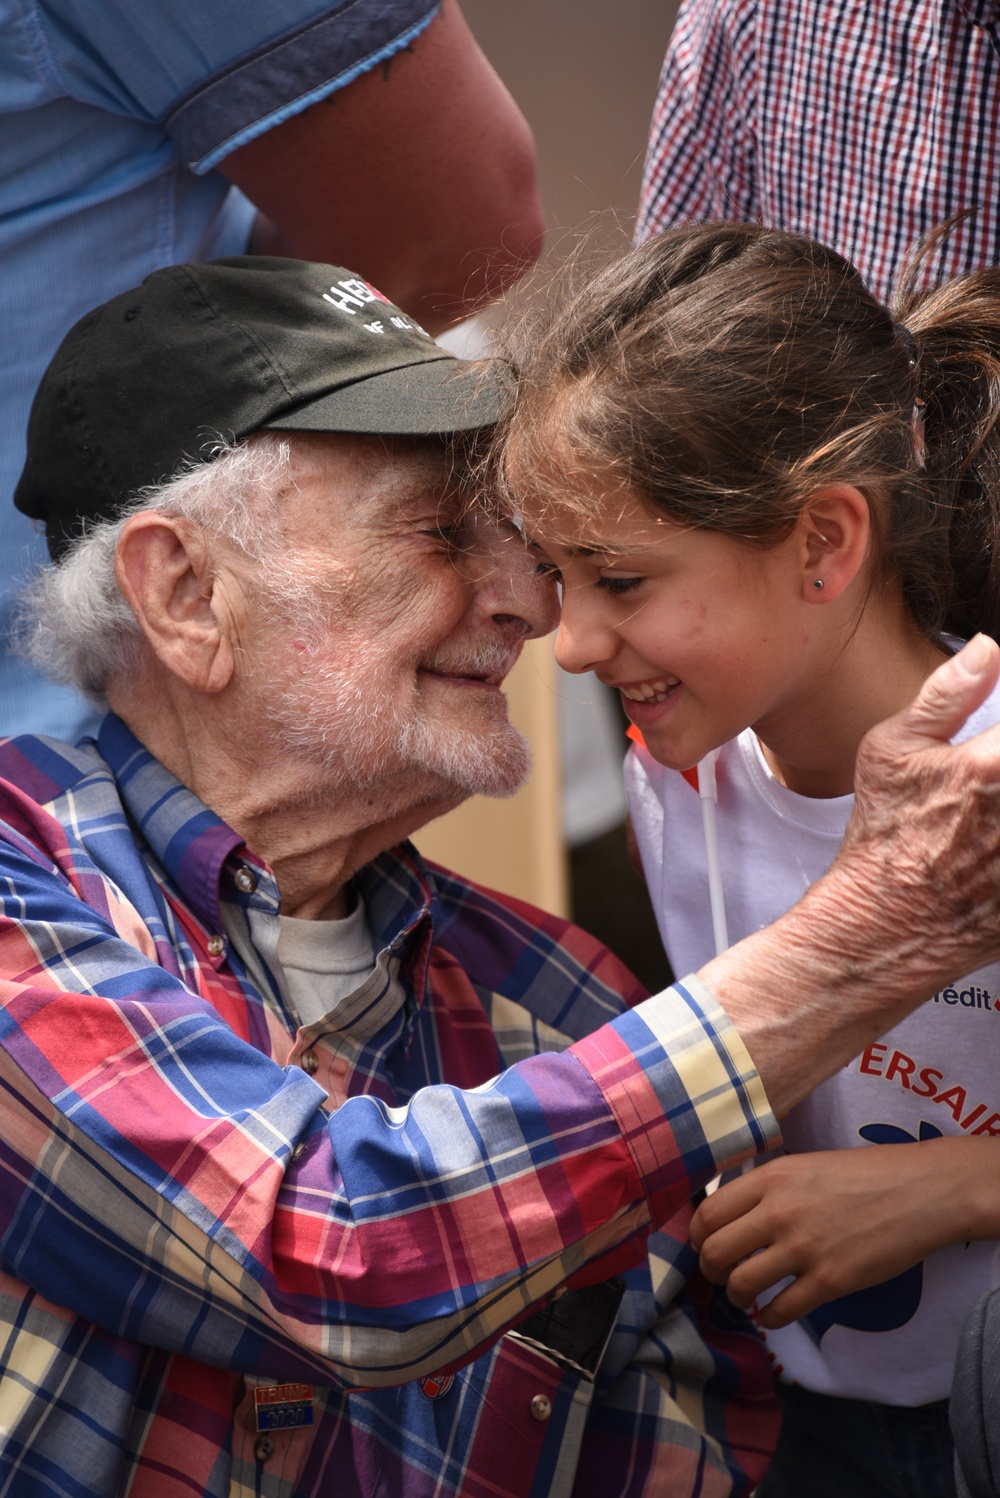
[[413, 3, 680, 914], [460, 1, 679, 242]]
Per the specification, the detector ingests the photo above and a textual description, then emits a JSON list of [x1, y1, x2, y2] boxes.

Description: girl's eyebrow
[[524, 533, 626, 558]]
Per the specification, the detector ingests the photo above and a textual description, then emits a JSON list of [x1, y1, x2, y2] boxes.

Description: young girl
[[497, 222, 1000, 1498]]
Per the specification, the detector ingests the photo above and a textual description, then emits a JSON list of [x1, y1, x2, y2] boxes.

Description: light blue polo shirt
[[1, 0, 438, 739]]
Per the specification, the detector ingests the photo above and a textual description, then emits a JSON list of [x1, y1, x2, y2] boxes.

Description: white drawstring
[[698, 749, 732, 1196], [697, 749, 729, 956]]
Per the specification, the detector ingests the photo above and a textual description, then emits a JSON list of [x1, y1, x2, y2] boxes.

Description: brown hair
[[496, 222, 1000, 641]]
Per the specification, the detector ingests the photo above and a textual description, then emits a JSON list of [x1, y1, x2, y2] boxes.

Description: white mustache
[[421, 638, 522, 683]]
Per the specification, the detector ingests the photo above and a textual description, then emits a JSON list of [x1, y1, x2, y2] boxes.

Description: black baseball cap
[[14, 256, 508, 561]]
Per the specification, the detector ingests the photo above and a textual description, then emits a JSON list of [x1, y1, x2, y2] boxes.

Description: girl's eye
[[597, 574, 643, 596]]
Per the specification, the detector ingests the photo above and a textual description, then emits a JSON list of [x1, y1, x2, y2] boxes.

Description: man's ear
[[798, 485, 871, 603], [114, 513, 237, 692]]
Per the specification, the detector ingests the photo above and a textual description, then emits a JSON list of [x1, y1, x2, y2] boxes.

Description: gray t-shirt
[[276, 893, 376, 1028]]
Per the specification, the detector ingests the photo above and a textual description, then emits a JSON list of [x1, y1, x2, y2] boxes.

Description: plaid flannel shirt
[[0, 716, 779, 1497], [638, 0, 1000, 303]]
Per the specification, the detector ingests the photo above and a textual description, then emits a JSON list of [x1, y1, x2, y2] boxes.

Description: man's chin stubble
[[399, 714, 532, 799], [270, 694, 532, 808]]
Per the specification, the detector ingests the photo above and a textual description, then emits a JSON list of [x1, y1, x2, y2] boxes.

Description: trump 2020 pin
[[254, 1383, 315, 1432]]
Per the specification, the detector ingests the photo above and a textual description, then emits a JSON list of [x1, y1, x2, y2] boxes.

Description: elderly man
[[3, 256, 1000, 1498]]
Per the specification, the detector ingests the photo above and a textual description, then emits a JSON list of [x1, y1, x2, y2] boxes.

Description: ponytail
[[896, 271, 1000, 640]]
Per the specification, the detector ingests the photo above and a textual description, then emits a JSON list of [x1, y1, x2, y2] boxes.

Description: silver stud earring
[[813, 578, 824, 590]]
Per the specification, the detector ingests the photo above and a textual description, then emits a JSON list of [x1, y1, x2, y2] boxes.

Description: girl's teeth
[[621, 677, 678, 703]]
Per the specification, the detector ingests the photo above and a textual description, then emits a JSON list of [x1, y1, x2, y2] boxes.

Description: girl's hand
[[690, 1138, 1000, 1329]]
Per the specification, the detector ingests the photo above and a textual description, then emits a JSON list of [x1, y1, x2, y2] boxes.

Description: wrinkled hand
[[690, 1139, 1000, 1327], [701, 635, 1000, 1120], [840, 632, 1000, 994]]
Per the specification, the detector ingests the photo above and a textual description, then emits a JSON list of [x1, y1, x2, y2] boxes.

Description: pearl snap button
[[234, 865, 258, 894]]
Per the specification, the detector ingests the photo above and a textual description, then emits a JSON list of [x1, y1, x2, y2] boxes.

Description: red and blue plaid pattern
[[0, 716, 778, 1496], [638, 0, 1000, 303]]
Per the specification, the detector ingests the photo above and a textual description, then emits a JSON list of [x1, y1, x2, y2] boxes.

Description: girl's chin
[[643, 742, 703, 774], [621, 685, 727, 770]]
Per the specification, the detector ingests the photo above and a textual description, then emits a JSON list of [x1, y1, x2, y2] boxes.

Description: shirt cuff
[[164, 0, 440, 173], [569, 974, 779, 1225]]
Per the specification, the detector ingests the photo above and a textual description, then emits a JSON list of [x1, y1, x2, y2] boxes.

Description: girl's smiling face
[[527, 479, 824, 773]]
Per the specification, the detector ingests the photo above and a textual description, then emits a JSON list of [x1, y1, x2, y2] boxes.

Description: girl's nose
[[554, 594, 616, 675]]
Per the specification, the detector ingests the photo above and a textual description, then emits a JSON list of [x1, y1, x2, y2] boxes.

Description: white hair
[[16, 434, 296, 699]]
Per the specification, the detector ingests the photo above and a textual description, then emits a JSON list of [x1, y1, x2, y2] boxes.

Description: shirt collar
[[97, 713, 249, 932]]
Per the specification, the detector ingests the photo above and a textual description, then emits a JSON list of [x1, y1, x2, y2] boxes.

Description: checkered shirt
[[0, 716, 779, 1497], [638, 0, 1000, 303]]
